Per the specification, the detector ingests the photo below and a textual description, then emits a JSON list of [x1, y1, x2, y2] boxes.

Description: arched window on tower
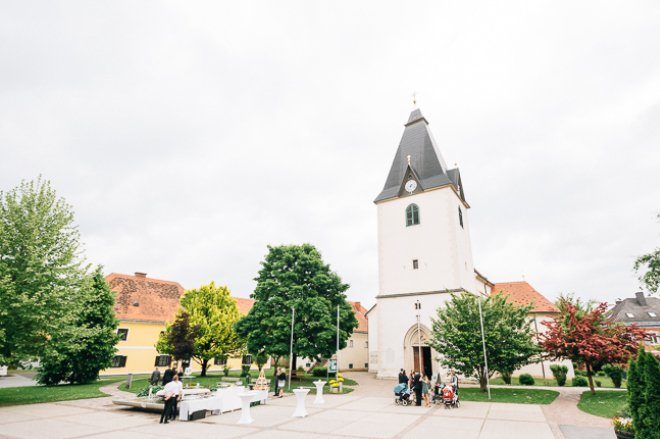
[[458, 206, 463, 228], [406, 204, 420, 226]]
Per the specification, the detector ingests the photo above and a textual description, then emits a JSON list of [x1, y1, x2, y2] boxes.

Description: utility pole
[[336, 304, 340, 381], [477, 297, 491, 400], [288, 306, 295, 390]]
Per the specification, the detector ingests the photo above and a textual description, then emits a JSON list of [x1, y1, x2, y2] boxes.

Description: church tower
[[368, 108, 479, 379]]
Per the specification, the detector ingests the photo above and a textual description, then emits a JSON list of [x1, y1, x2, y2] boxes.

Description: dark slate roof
[[375, 108, 464, 203], [609, 292, 660, 328]]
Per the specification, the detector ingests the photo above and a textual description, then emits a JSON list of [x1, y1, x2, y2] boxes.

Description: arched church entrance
[[403, 324, 434, 379]]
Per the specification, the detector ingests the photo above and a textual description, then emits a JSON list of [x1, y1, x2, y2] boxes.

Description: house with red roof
[[491, 281, 574, 379]]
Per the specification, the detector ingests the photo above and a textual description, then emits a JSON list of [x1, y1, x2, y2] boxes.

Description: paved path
[[0, 373, 38, 389], [0, 372, 616, 438]]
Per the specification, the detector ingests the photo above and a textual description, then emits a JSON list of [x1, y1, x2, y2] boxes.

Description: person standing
[[398, 369, 408, 385], [450, 370, 459, 394], [277, 368, 287, 397], [421, 376, 430, 407], [161, 366, 174, 386], [169, 374, 183, 420], [160, 374, 182, 424], [412, 372, 422, 406], [150, 367, 161, 386]]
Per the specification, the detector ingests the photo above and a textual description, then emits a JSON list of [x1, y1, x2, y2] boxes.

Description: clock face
[[405, 179, 417, 193]]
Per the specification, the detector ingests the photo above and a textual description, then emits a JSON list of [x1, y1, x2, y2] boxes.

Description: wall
[[101, 320, 268, 375], [377, 186, 475, 296], [338, 331, 369, 371]]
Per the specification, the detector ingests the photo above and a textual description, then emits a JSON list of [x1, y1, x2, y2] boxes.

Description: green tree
[[180, 282, 243, 376], [235, 244, 357, 371], [37, 267, 119, 384], [156, 311, 198, 363], [0, 178, 84, 365], [628, 349, 660, 439], [429, 292, 539, 392]]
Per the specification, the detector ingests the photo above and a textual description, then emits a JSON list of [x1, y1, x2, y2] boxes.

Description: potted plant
[[612, 417, 634, 439]]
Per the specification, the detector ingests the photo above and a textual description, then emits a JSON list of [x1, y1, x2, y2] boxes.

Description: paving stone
[[487, 403, 546, 422], [479, 419, 555, 439], [559, 424, 616, 439], [402, 415, 483, 439], [127, 421, 257, 438]]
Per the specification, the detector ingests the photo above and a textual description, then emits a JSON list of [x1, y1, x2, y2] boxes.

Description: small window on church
[[406, 204, 420, 226], [458, 206, 463, 228], [413, 259, 419, 270]]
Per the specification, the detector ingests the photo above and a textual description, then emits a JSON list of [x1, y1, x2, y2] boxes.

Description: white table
[[237, 391, 257, 424], [313, 380, 326, 405], [292, 388, 310, 417], [178, 395, 222, 421]]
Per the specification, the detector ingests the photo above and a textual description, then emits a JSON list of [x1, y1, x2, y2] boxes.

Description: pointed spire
[[405, 108, 428, 126]]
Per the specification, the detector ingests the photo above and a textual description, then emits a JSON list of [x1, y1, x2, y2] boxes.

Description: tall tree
[[429, 292, 539, 391], [0, 178, 84, 364], [37, 267, 119, 384], [541, 296, 647, 394], [235, 244, 357, 369], [634, 215, 660, 295], [156, 311, 198, 363], [627, 348, 660, 438], [180, 282, 243, 376]]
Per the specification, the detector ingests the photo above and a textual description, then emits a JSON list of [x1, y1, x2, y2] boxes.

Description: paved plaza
[[0, 373, 614, 439]]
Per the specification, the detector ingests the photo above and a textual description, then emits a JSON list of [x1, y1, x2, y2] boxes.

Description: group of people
[[398, 368, 458, 407], [149, 366, 185, 424]]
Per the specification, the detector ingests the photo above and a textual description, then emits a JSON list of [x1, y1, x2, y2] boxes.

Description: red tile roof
[[234, 297, 255, 316], [350, 301, 369, 333], [107, 272, 184, 324], [491, 281, 558, 314]]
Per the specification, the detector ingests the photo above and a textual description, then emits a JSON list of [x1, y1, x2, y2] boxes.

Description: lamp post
[[477, 297, 491, 400], [288, 306, 295, 390], [415, 300, 422, 374]]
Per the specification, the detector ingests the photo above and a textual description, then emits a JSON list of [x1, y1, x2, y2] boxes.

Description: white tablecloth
[[178, 386, 268, 420]]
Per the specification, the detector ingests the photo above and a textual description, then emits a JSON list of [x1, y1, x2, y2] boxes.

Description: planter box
[[614, 430, 634, 439]]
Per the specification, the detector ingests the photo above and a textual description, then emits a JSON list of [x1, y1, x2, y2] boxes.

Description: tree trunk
[[201, 359, 208, 377], [479, 373, 488, 392], [586, 364, 596, 395], [291, 354, 298, 378]]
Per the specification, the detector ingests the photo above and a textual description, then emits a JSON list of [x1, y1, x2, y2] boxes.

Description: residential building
[[610, 292, 660, 347], [337, 302, 369, 371]]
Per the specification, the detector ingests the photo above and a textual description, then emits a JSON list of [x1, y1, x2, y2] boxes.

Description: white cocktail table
[[313, 380, 326, 405], [292, 387, 310, 417], [237, 391, 257, 424]]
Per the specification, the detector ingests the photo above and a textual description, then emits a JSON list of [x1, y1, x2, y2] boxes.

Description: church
[[366, 107, 570, 380]]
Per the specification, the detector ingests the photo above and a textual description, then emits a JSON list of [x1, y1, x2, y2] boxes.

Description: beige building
[[102, 272, 258, 375], [337, 302, 369, 371]]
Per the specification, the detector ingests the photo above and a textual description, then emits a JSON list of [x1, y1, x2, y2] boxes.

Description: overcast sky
[[1, 1, 659, 307]]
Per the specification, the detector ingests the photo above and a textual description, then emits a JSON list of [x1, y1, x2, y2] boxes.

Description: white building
[[368, 108, 572, 380]]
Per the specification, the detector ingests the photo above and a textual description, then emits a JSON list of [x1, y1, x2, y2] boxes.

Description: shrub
[[501, 371, 512, 385], [519, 373, 535, 385], [572, 376, 588, 387], [596, 371, 605, 377], [575, 369, 586, 377], [312, 368, 327, 377], [595, 380, 602, 387], [137, 385, 162, 397], [223, 366, 230, 376], [603, 364, 624, 388], [628, 348, 660, 438], [549, 364, 568, 386]]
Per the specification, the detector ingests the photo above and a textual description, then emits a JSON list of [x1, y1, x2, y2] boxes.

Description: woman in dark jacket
[[412, 372, 422, 406]]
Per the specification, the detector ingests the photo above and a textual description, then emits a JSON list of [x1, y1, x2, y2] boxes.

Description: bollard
[[126, 373, 133, 389]]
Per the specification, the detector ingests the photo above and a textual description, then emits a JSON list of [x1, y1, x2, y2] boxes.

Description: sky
[[1, 1, 659, 308]]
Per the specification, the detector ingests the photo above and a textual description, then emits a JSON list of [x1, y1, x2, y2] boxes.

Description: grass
[[489, 375, 626, 389], [0, 377, 125, 407], [459, 387, 559, 404], [577, 391, 628, 418], [120, 370, 358, 395]]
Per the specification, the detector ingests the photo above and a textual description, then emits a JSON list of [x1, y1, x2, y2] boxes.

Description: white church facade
[[367, 108, 573, 380]]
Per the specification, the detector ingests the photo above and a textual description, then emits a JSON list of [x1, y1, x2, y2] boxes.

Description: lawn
[[0, 377, 126, 407], [459, 387, 559, 404], [577, 390, 628, 418], [120, 370, 357, 395], [489, 375, 625, 389]]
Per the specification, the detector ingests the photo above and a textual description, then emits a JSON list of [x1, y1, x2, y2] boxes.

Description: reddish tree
[[540, 301, 647, 394]]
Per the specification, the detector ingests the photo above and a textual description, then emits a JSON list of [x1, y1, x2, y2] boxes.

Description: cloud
[[1, 1, 659, 307]]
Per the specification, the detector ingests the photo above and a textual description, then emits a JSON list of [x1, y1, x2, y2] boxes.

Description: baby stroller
[[441, 385, 460, 409], [393, 383, 414, 406]]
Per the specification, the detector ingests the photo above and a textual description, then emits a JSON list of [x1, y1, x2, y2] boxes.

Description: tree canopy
[[38, 267, 119, 384], [0, 178, 85, 365], [429, 292, 539, 391], [235, 244, 357, 366], [159, 282, 243, 376], [540, 296, 647, 394]]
